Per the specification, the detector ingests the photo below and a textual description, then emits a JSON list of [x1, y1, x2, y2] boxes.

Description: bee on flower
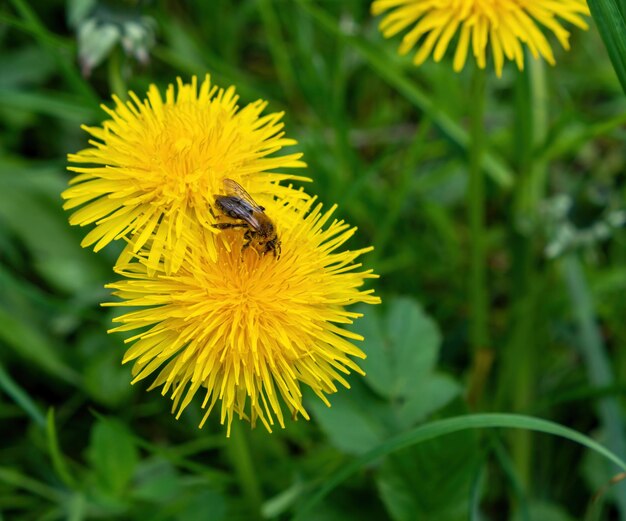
[[212, 178, 282, 259], [105, 196, 380, 435]]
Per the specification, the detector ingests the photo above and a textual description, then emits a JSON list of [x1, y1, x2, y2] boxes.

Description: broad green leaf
[[377, 432, 481, 521], [307, 381, 389, 455], [87, 418, 138, 498], [350, 308, 390, 397], [313, 299, 458, 452], [385, 297, 441, 398], [355, 298, 442, 400], [398, 374, 460, 429]]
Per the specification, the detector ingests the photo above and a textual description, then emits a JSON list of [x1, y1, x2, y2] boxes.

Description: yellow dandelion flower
[[104, 195, 380, 435], [62, 75, 308, 273], [372, 0, 590, 77]]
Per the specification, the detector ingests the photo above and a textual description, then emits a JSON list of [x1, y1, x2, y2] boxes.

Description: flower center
[[142, 104, 248, 207]]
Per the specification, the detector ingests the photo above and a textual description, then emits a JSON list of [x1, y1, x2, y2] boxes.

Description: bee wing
[[215, 196, 262, 230], [222, 179, 265, 212]]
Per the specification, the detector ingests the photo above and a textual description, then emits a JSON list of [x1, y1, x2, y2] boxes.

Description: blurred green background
[[1, 0, 626, 520]]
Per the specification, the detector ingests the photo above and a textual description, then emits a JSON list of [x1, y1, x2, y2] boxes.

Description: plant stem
[[503, 57, 547, 505], [507, 63, 538, 495], [467, 66, 491, 406], [227, 421, 264, 519]]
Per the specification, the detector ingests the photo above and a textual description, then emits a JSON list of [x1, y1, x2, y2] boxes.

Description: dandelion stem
[[506, 58, 547, 499], [467, 66, 491, 406], [227, 421, 264, 519]]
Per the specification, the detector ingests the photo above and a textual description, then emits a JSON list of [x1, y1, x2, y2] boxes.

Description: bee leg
[[240, 230, 253, 261], [242, 230, 253, 249], [208, 204, 225, 224]]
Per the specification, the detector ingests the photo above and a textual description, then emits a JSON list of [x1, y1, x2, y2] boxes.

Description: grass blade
[[46, 409, 77, 489], [8, 0, 99, 105], [0, 467, 65, 503], [562, 253, 626, 518], [295, 0, 514, 188], [587, 0, 626, 94], [0, 88, 100, 122], [293, 413, 626, 519], [0, 362, 45, 426]]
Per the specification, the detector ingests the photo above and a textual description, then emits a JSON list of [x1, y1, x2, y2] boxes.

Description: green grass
[[1, 1, 626, 520]]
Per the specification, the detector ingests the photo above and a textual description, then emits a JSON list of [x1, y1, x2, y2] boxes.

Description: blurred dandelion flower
[[372, 0, 590, 76], [105, 195, 380, 435], [63, 75, 307, 273]]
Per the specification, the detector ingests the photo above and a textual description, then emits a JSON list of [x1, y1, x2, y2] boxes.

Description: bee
[[212, 178, 281, 258]]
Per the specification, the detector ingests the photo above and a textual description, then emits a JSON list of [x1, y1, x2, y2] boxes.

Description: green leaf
[[313, 299, 459, 452], [356, 298, 442, 400], [293, 413, 626, 520], [307, 381, 389, 455], [587, 0, 626, 94], [385, 298, 441, 398], [397, 374, 460, 429], [378, 432, 481, 521], [87, 417, 138, 498], [350, 308, 390, 396]]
